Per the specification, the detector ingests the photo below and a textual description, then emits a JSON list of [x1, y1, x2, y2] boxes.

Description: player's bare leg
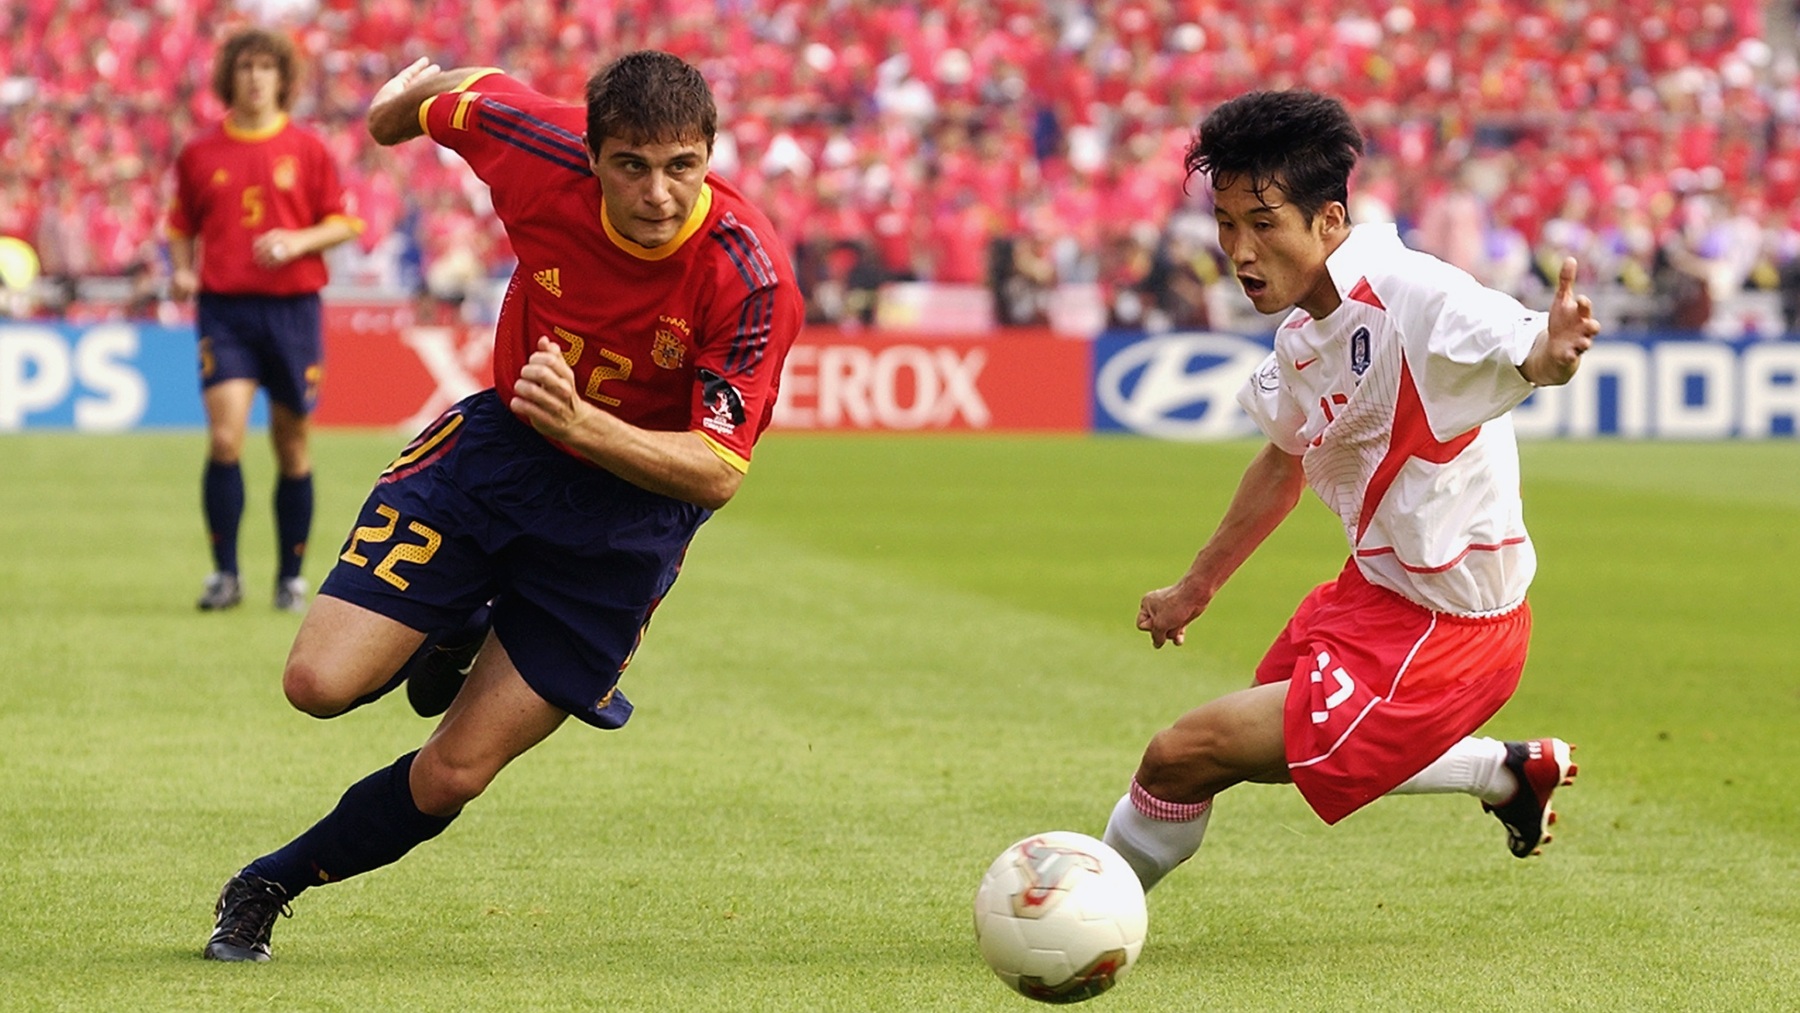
[[202, 378, 256, 465], [1104, 683, 1287, 891], [410, 635, 568, 816], [1134, 682, 1290, 801], [282, 595, 428, 716], [197, 379, 257, 610]]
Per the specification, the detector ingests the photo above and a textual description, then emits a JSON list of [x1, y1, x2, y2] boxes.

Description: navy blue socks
[[202, 460, 244, 574], [274, 473, 313, 580], [243, 751, 458, 897]]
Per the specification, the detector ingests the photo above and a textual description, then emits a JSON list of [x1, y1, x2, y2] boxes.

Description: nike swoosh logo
[[1295, 357, 1319, 370]]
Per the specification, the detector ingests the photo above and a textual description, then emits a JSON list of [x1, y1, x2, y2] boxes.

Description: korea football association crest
[[1350, 326, 1371, 377]]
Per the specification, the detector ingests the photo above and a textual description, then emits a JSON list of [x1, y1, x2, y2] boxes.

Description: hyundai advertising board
[[1092, 330, 1800, 440]]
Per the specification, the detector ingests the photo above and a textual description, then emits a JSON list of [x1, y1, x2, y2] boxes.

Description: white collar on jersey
[[1323, 221, 1403, 302]]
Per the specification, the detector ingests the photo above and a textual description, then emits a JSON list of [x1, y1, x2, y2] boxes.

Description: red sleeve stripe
[[479, 100, 590, 174]]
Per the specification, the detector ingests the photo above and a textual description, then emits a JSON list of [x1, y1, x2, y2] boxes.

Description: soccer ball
[[972, 831, 1148, 1004]]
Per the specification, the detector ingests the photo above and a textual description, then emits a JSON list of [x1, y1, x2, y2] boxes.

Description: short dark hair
[[584, 51, 717, 153], [212, 28, 299, 111], [1185, 90, 1364, 223]]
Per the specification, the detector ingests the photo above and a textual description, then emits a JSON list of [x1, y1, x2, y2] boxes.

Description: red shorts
[[1254, 560, 1531, 825]]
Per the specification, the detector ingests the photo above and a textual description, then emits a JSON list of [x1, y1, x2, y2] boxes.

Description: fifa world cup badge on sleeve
[[698, 368, 745, 437]]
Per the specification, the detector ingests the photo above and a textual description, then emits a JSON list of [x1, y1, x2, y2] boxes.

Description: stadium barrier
[[3, 317, 1795, 438]]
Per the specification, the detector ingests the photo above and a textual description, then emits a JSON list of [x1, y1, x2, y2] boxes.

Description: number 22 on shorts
[[340, 503, 442, 590]]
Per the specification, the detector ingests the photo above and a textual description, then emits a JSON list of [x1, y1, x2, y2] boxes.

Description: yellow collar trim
[[223, 113, 288, 142], [601, 184, 713, 261]]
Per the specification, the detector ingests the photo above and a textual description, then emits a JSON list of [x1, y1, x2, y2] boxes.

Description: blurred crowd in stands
[[2, 0, 1799, 337]]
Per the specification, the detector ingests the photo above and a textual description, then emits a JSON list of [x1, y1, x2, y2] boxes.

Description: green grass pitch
[[1, 431, 1796, 1011]]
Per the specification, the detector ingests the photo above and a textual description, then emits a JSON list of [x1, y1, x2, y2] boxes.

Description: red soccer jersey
[[420, 71, 803, 472], [167, 115, 359, 296]]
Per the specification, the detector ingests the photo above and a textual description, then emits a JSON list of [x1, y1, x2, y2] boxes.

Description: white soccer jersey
[[1236, 223, 1547, 615]]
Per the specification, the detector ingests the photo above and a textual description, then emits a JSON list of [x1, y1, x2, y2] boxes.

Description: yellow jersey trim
[[452, 68, 504, 92], [222, 113, 288, 142], [322, 212, 366, 236], [695, 430, 750, 474], [601, 184, 713, 261], [420, 69, 505, 138]]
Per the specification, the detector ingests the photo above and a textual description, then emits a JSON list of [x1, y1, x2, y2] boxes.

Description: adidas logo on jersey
[[534, 268, 562, 297]]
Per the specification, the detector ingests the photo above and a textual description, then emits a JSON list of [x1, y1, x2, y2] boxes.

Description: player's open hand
[[1137, 581, 1209, 649], [510, 336, 584, 438], [372, 56, 440, 109], [1526, 256, 1600, 387]]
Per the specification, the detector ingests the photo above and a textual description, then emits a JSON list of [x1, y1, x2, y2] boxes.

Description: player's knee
[[410, 748, 494, 814], [1137, 722, 1230, 802], [281, 657, 356, 717]]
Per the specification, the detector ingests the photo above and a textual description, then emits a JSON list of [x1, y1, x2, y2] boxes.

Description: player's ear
[[1320, 200, 1348, 235]]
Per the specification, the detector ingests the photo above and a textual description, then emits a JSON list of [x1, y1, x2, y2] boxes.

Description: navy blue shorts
[[196, 292, 323, 414], [318, 390, 711, 728]]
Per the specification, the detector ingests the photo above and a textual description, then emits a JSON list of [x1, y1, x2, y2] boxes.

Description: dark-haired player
[[169, 27, 362, 613], [202, 51, 803, 961], [1101, 90, 1598, 892]]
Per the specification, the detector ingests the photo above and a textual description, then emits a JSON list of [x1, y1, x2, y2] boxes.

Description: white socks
[[1101, 781, 1212, 893], [1389, 736, 1517, 804], [1104, 738, 1516, 893]]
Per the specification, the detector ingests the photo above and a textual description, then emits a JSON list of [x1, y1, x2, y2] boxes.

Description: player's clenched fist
[[1137, 581, 1209, 649], [510, 336, 583, 436]]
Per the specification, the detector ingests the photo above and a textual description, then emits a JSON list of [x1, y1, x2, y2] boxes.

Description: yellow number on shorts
[[339, 503, 443, 590], [339, 504, 398, 566]]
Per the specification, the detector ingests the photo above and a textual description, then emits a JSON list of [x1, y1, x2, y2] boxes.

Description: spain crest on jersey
[[273, 156, 298, 191], [652, 328, 685, 369]]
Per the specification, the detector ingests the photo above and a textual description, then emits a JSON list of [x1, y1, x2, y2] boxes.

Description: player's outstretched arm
[[1138, 442, 1304, 648], [510, 337, 745, 510], [1519, 256, 1600, 387], [366, 57, 483, 146]]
